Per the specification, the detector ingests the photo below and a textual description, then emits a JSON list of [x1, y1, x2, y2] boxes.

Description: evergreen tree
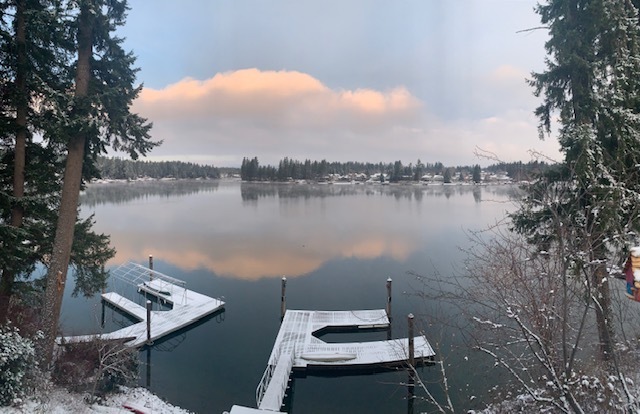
[[472, 165, 481, 183], [39, 0, 157, 365], [391, 160, 402, 182], [443, 168, 452, 184], [0, 0, 63, 295], [249, 157, 259, 180], [517, 0, 640, 363], [414, 159, 424, 181], [0, 0, 115, 298], [240, 157, 248, 180]]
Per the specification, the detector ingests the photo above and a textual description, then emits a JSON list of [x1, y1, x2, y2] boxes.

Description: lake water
[[59, 180, 521, 413]]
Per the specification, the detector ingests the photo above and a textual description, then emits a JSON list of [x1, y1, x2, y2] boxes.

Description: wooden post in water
[[386, 277, 392, 319], [386, 278, 393, 340], [281, 277, 287, 321], [408, 313, 415, 368], [407, 312, 416, 412], [148, 254, 154, 281], [146, 300, 152, 344], [100, 300, 105, 328]]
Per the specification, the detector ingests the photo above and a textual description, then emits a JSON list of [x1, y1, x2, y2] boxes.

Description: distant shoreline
[[87, 177, 524, 186]]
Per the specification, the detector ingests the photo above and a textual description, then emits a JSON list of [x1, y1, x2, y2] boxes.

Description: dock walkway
[[230, 308, 435, 413], [59, 263, 225, 348]]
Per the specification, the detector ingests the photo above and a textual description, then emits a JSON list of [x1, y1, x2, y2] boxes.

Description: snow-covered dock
[[58, 262, 225, 348], [229, 308, 435, 413]]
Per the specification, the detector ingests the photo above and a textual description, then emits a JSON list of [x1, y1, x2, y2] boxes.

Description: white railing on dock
[[111, 262, 189, 305], [256, 350, 295, 410], [255, 363, 274, 407]]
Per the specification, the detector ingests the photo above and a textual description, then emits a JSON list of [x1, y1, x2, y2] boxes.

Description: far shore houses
[[316, 170, 513, 184]]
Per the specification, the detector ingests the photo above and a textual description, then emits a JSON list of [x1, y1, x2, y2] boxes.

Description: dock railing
[[111, 262, 188, 306], [255, 361, 274, 407], [256, 350, 295, 409]]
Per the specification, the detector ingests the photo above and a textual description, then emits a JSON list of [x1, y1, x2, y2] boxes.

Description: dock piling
[[407, 312, 416, 414], [281, 277, 287, 321], [146, 300, 152, 344], [148, 255, 154, 281], [386, 277, 392, 319], [100, 300, 105, 328], [408, 313, 415, 368]]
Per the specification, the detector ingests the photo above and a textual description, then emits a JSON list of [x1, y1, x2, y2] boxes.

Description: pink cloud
[[134, 68, 421, 128]]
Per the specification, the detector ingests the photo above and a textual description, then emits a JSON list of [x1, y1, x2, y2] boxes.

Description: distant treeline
[[95, 156, 550, 182], [484, 161, 551, 182], [240, 156, 551, 182], [97, 157, 220, 180]]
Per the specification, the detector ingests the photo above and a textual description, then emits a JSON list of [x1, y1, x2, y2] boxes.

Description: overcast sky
[[119, 0, 561, 168]]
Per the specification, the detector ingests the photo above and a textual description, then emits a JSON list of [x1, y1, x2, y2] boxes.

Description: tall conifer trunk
[[1, 0, 28, 297], [39, 1, 93, 366]]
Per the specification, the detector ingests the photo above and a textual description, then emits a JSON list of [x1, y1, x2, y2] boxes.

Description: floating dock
[[58, 262, 225, 348], [229, 308, 435, 413]]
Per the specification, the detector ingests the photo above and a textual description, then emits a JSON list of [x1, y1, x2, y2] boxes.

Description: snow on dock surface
[[235, 309, 435, 413], [269, 310, 433, 370], [58, 262, 225, 348], [102, 292, 147, 321]]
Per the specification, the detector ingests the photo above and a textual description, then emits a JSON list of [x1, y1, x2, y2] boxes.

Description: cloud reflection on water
[[107, 232, 413, 280], [81, 181, 519, 280]]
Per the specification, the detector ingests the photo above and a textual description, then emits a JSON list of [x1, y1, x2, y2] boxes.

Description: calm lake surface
[[59, 180, 521, 413]]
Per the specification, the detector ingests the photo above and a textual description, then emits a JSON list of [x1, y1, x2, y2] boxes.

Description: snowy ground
[[0, 385, 192, 414]]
